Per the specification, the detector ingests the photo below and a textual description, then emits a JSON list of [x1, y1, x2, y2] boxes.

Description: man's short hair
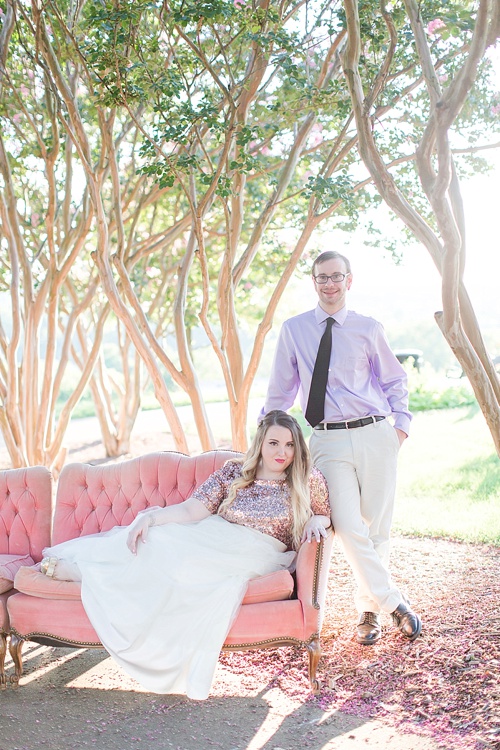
[[312, 251, 351, 275]]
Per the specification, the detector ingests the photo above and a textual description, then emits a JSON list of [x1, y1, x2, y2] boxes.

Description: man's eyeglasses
[[313, 273, 348, 284]]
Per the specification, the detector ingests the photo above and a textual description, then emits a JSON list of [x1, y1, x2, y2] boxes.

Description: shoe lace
[[359, 612, 379, 626], [391, 603, 411, 626]]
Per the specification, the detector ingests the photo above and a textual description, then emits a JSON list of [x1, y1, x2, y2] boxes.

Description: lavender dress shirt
[[262, 305, 412, 435]]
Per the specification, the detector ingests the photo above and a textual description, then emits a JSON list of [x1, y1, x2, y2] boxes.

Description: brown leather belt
[[314, 416, 385, 430]]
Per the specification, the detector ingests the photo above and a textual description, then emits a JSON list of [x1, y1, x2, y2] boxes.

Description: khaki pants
[[310, 418, 403, 614]]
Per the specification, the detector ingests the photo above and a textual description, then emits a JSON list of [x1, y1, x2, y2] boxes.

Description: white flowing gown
[[43, 515, 295, 700]]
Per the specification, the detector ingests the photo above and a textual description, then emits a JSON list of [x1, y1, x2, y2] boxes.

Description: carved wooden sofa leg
[[306, 636, 321, 694], [0, 632, 6, 689], [8, 633, 23, 687]]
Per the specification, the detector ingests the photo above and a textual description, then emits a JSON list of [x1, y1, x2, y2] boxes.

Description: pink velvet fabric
[[14, 565, 82, 601], [0, 467, 52, 561], [14, 564, 294, 605], [0, 467, 52, 637], [0, 554, 36, 594], [8, 554, 320, 646], [241, 570, 294, 605], [8, 450, 244, 646], [296, 531, 335, 634], [225, 599, 306, 644], [7, 451, 334, 668], [8, 594, 100, 644], [226, 532, 335, 646], [52, 451, 241, 545]]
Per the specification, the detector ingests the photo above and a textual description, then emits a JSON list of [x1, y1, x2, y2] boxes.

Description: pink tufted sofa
[[8, 450, 334, 692], [0, 467, 52, 686]]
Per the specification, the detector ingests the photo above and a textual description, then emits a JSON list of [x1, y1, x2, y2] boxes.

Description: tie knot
[[325, 317, 334, 329]]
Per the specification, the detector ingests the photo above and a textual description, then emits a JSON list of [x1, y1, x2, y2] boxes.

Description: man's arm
[[371, 322, 412, 437], [259, 322, 301, 420]]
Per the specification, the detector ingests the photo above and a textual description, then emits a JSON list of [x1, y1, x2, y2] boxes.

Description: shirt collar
[[314, 304, 348, 327]]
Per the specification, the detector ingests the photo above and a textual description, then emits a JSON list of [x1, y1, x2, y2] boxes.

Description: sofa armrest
[[295, 530, 334, 632], [0, 467, 52, 562]]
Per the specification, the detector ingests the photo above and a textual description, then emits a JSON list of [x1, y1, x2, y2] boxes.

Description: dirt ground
[[1, 413, 499, 750]]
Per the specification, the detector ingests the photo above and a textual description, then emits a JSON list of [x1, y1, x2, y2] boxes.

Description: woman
[[40, 410, 331, 699]]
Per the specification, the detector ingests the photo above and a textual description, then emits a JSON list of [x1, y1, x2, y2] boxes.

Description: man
[[261, 250, 421, 645]]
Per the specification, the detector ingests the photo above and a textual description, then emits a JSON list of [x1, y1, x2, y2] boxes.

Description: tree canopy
[[0, 0, 499, 468]]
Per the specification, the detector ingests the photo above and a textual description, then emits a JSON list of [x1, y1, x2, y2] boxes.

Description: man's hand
[[395, 428, 408, 447]]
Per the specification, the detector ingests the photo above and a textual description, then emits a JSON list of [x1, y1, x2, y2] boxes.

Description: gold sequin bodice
[[191, 461, 329, 550]]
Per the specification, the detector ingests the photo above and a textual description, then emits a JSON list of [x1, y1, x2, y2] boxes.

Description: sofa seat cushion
[[14, 565, 81, 600], [14, 563, 294, 605], [243, 569, 294, 604], [0, 554, 35, 594], [0, 579, 12, 595]]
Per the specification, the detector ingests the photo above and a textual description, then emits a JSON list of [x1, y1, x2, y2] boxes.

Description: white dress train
[[43, 515, 295, 700]]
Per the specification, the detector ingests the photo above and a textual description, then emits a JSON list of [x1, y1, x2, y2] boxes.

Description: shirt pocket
[[343, 356, 371, 388]]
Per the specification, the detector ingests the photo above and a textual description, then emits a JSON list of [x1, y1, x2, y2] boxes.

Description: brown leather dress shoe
[[391, 602, 422, 640], [356, 612, 381, 645]]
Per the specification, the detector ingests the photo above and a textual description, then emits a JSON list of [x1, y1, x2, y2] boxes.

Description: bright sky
[[349, 34, 500, 326], [277, 157, 499, 324], [276, 44, 500, 347], [336, 156, 499, 328], [277, 138, 500, 352]]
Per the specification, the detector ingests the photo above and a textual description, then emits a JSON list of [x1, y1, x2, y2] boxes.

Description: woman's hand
[[301, 515, 332, 544], [126, 499, 210, 555], [127, 514, 154, 555]]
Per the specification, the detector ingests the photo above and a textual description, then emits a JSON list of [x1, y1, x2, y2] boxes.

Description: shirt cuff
[[393, 415, 411, 436]]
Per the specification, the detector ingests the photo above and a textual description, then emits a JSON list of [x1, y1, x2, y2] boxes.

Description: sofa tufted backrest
[[0, 467, 53, 561], [52, 450, 243, 545]]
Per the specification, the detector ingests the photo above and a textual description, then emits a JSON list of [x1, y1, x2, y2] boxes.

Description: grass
[[294, 402, 500, 545], [394, 405, 500, 545], [63, 385, 500, 545]]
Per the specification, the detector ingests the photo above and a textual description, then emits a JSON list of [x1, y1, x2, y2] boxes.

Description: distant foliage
[[409, 383, 476, 412], [401, 361, 475, 411]]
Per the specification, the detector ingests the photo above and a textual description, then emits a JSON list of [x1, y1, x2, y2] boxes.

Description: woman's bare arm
[[127, 498, 211, 554]]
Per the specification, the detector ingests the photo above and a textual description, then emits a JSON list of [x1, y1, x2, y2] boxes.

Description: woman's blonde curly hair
[[217, 410, 312, 549]]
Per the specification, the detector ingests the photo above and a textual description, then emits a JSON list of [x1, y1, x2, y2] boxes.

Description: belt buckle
[[344, 420, 351, 429]]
